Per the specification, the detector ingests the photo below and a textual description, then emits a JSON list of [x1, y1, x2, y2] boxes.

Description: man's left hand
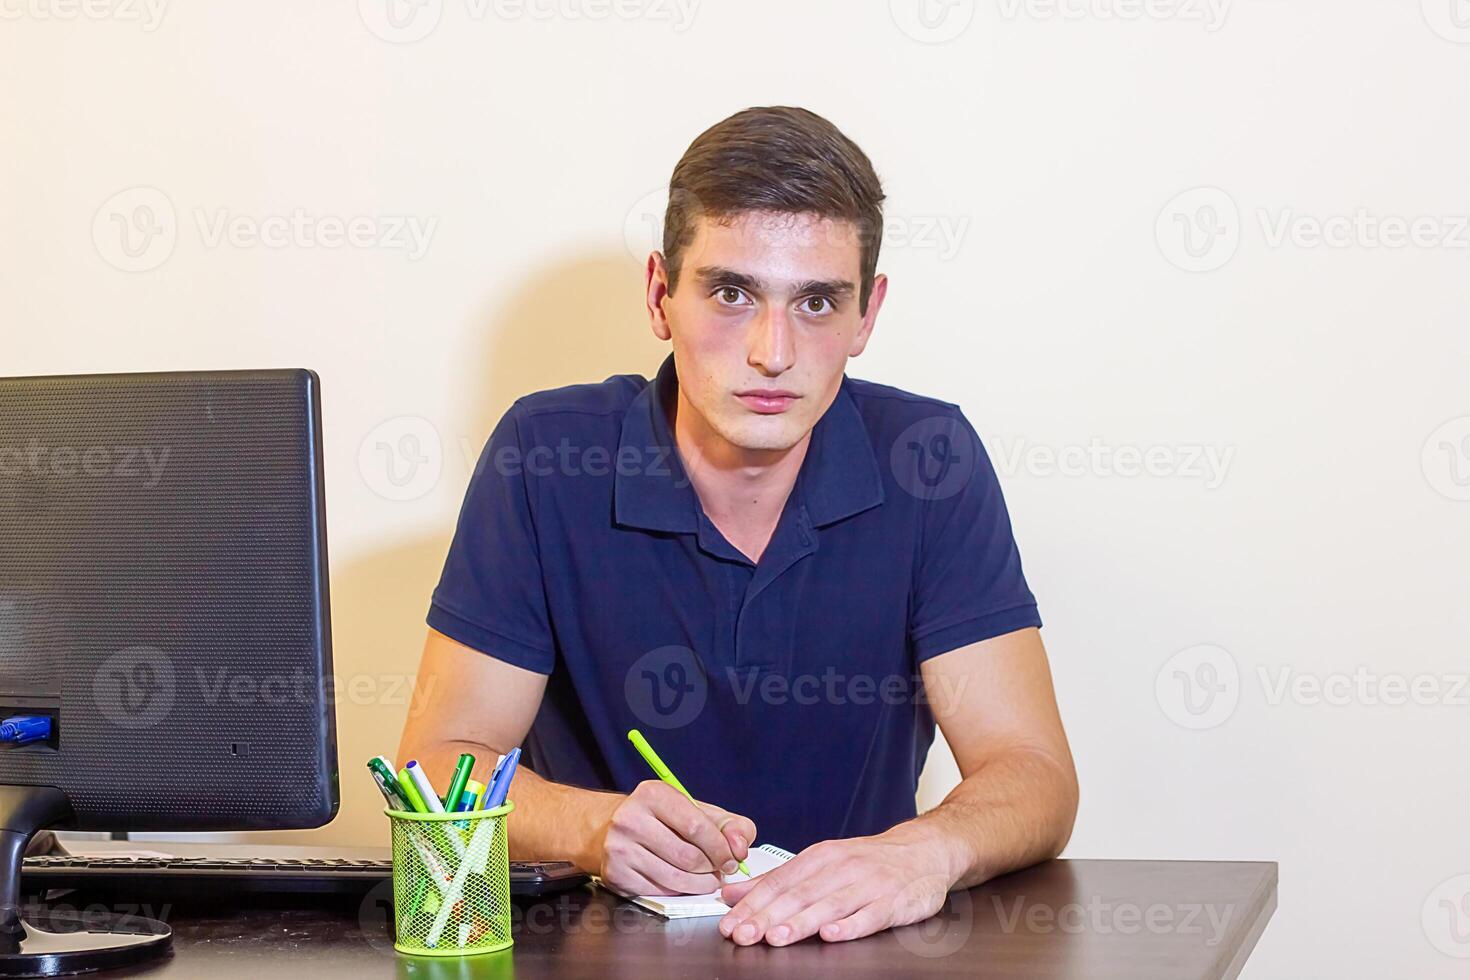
[[717, 832, 954, 946]]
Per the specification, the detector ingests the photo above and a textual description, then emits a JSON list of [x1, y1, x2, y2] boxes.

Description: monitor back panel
[[0, 369, 337, 830]]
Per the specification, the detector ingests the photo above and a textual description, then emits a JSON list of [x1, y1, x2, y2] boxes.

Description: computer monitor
[[0, 369, 338, 975]]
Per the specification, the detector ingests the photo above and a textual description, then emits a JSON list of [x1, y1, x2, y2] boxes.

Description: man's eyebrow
[[692, 266, 856, 299]]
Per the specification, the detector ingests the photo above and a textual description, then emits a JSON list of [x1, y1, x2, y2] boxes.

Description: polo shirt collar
[[614, 354, 884, 536]]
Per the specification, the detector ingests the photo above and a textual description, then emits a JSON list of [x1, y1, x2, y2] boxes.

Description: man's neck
[[669, 386, 810, 564]]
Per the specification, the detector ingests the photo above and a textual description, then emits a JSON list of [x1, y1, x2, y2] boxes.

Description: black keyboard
[[22, 854, 589, 897]]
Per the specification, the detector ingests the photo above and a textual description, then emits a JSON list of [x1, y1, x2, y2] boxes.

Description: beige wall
[[5, 4, 1470, 977]]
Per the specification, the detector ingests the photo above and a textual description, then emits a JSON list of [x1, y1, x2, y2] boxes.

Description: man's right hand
[[595, 779, 758, 896]]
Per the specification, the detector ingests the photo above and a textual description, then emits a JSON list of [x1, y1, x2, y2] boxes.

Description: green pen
[[627, 729, 749, 876], [368, 756, 410, 810], [395, 766, 430, 813], [444, 753, 475, 815]]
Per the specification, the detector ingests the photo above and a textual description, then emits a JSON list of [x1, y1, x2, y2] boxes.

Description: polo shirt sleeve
[[426, 403, 556, 674], [908, 408, 1041, 664]]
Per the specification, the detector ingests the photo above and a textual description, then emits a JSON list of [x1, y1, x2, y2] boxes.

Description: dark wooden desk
[[53, 851, 1276, 980]]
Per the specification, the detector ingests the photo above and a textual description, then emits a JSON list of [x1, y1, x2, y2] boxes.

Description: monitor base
[[0, 785, 172, 976], [0, 908, 171, 977]]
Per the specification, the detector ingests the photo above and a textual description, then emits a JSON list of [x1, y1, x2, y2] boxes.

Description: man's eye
[[800, 296, 833, 315], [715, 286, 750, 306]]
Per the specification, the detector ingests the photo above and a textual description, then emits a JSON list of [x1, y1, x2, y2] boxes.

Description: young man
[[398, 106, 1078, 947]]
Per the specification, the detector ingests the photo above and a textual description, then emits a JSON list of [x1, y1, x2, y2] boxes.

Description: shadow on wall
[[246, 252, 668, 846]]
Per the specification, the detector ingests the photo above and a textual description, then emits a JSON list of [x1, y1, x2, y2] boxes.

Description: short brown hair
[[662, 106, 886, 314]]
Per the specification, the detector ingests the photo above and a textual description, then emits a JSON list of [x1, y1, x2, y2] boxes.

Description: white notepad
[[624, 844, 796, 918]]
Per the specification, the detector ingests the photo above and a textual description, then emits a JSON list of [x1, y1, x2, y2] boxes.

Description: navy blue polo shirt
[[428, 354, 1040, 852]]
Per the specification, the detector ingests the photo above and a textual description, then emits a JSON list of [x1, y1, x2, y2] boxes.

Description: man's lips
[[735, 390, 800, 414]]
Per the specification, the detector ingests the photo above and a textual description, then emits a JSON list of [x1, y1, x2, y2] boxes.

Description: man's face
[[647, 210, 886, 454]]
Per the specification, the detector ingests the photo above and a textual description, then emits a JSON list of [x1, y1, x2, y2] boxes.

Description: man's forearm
[[407, 739, 619, 871], [886, 745, 1079, 891]]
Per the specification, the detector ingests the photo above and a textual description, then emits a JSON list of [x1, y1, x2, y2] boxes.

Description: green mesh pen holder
[[386, 801, 514, 956]]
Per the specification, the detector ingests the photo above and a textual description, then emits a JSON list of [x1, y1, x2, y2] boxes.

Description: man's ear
[[848, 272, 887, 357], [646, 252, 673, 342]]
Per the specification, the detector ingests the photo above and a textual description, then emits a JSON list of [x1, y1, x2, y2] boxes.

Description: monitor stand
[[0, 785, 171, 976]]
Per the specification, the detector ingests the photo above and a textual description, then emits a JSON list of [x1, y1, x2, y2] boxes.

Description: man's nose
[[747, 307, 795, 377]]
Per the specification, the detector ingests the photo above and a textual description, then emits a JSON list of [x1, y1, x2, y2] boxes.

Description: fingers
[[718, 842, 856, 945], [630, 810, 722, 875], [641, 782, 741, 874], [707, 807, 757, 860], [722, 864, 864, 946], [718, 875, 761, 905], [762, 884, 873, 946], [820, 902, 893, 943], [628, 844, 722, 896]]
